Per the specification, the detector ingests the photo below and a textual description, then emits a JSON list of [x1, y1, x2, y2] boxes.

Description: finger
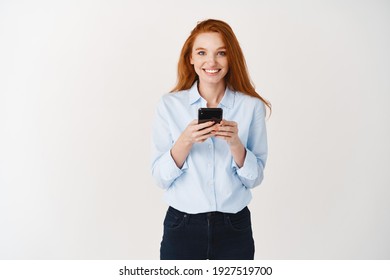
[[205, 123, 220, 133], [216, 126, 237, 134], [214, 135, 230, 142], [214, 131, 234, 138], [194, 132, 214, 142], [221, 119, 237, 125], [196, 121, 215, 130], [194, 125, 217, 138], [195, 124, 221, 139], [221, 123, 237, 130]]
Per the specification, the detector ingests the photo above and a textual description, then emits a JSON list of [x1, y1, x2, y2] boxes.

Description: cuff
[[159, 150, 187, 181], [232, 148, 258, 180]]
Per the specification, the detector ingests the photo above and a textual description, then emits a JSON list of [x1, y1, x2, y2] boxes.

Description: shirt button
[[208, 145, 212, 149]]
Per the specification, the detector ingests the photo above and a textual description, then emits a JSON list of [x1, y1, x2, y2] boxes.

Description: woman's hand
[[181, 120, 219, 144], [214, 120, 246, 168], [214, 120, 241, 147], [171, 120, 219, 168]]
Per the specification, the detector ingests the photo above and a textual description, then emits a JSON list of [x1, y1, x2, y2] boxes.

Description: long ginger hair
[[171, 19, 271, 113]]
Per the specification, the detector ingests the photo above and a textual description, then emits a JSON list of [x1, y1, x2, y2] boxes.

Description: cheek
[[192, 60, 203, 71], [193, 66, 202, 76], [222, 58, 229, 68]]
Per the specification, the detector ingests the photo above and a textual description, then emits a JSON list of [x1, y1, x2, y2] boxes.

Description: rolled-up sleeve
[[151, 98, 187, 189], [232, 101, 268, 189]]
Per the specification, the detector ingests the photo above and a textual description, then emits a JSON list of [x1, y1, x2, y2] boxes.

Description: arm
[[151, 99, 183, 190], [214, 102, 268, 188], [236, 101, 268, 188], [151, 99, 219, 189]]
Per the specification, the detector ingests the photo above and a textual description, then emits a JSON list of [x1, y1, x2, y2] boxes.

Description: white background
[[1, 0, 389, 259]]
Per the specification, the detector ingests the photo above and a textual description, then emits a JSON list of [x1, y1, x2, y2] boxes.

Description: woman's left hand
[[214, 120, 246, 167], [213, 120, 242, 147]]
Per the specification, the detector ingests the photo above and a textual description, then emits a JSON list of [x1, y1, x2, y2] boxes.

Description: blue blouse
[[151, 82, 268, 214]]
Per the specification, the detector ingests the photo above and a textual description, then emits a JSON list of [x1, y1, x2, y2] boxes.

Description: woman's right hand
[[180, 120, 219, 145], [170, 120, 218, 168]]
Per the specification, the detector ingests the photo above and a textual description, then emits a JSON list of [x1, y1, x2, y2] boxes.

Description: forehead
[[192, 32, 225, 49]]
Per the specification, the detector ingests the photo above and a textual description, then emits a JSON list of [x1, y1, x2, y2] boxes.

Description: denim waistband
[[168, 206, 249, 219]]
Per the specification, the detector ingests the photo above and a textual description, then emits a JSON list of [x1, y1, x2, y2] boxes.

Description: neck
[[198, 82, 226, 108]]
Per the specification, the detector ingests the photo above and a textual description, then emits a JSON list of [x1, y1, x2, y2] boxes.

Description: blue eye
[[198, 51, 206, 55], [218, 51, 226, 56]]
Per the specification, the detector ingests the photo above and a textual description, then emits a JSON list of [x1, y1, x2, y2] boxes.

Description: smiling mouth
[[203, 69, 221, 74]]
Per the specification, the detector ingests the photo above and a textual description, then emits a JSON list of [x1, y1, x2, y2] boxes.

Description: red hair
[[171, 19, 271, 113]]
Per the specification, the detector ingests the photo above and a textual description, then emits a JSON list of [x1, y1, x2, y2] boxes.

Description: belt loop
[[223, 213, 229, 225], [185, 213, 190, 225]]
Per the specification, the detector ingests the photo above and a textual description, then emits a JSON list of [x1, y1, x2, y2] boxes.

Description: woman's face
[[190, 32, 228, 87]]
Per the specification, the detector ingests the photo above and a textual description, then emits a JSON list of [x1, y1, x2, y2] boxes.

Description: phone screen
[[198, 108, 223, 124]]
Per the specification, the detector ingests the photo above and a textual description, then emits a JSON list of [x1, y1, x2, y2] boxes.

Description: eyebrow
[[195, 46, 226, 51]]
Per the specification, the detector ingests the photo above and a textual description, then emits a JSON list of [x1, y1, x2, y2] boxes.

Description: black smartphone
[[198, 108, 223, 124]]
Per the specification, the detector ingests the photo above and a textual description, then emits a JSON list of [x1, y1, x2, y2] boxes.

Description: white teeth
[[204, 69, 219, 73]]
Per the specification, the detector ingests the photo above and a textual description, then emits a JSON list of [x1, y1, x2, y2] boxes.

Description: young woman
[[151, 19, 271, 260]]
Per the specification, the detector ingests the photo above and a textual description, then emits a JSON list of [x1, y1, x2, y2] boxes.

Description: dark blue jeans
[[160, 206, 255, 260]]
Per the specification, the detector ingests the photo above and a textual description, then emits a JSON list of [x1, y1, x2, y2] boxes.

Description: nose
[[207, 55, 217, 66]]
